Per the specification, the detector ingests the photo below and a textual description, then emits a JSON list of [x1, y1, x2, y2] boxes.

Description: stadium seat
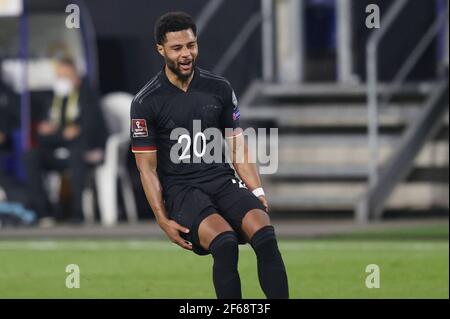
[[95, 92, 138, 226]]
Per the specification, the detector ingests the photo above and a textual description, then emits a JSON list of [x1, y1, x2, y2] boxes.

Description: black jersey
[[130, 67, 241, 194]]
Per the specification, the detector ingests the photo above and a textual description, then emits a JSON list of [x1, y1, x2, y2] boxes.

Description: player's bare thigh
[[241, 209, 271, 241], [198, 213, 234, 251]]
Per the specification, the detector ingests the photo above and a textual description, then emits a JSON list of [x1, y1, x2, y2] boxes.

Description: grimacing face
[[157, 28, 198, 80]]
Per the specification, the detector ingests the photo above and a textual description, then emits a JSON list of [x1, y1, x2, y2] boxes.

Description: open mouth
[[179, 61, 192, 71]]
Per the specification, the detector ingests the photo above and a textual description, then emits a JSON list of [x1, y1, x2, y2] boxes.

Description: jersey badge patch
[[132, 119, 148, 138]]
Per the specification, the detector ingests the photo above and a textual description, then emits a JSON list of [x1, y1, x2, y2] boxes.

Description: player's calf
[[209, 231, 242, 299], [250, 225, 289, 299]]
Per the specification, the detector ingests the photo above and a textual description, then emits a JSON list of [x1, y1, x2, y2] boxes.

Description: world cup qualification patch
[[132, 119, 148, 138]]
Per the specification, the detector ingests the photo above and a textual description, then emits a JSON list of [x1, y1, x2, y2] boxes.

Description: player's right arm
[[134, 153, 192, 250], [131, 98, 191, 250]]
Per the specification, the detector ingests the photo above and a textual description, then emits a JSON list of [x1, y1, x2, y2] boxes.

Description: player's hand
[[258, 195, 269, 213], [159, 219, 193, 250]]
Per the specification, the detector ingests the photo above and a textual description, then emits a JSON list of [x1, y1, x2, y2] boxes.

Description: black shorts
[[164, 174, 266, 255]]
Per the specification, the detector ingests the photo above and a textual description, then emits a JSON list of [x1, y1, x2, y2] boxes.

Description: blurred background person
[[0, 78, 14, 201], [0, 77, 23, 203], [0, 79, 18, 152], [24, 57, 108, 226]]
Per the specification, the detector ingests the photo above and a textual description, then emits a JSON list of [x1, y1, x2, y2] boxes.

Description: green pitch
[[0, 225, 448, 299]]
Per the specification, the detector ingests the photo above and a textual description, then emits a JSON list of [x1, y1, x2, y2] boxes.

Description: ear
[[156, 44, 165, 57]]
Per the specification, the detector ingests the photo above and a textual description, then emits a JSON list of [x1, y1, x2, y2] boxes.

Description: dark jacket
[[38, 79, 108, 152], [0, 82, 20, 150]]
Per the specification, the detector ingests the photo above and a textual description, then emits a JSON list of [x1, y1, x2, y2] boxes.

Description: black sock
[[209, 231, 242, 299], [250, 226, 289, 299]]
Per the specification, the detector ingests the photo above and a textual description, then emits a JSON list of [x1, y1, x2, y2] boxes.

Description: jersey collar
[[161, 65, 199, 93]]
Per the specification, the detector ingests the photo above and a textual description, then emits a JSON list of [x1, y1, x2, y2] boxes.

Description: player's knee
[[209, 231, 239, 266], [250, 225, 281, 261], [242, 209, 271, 240]]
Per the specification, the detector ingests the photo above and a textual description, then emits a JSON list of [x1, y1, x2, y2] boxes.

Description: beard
[[166, 58, 196, 81]]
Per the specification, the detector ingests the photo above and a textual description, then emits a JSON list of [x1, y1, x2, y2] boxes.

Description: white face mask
[[53, 78, 74, 97]]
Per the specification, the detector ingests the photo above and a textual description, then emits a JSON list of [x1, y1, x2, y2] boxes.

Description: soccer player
[[131, 12, 289, 299]]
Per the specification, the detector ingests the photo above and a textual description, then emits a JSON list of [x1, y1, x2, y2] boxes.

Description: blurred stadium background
[[0, 0, 448, 298]]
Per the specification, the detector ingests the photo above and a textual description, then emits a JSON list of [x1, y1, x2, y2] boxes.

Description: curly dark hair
[[154, 12, 197, 45]]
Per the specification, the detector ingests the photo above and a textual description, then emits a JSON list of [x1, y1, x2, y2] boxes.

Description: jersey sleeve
[[220, 83, 242, 137], [130, 98, 157, 153]]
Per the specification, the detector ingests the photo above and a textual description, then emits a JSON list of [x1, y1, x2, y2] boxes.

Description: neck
[[165, 65, 194, 92]]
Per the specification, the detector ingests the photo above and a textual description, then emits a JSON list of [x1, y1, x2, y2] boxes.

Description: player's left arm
[[221, 82, 269, 212], [226, 133, 269, 212]]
